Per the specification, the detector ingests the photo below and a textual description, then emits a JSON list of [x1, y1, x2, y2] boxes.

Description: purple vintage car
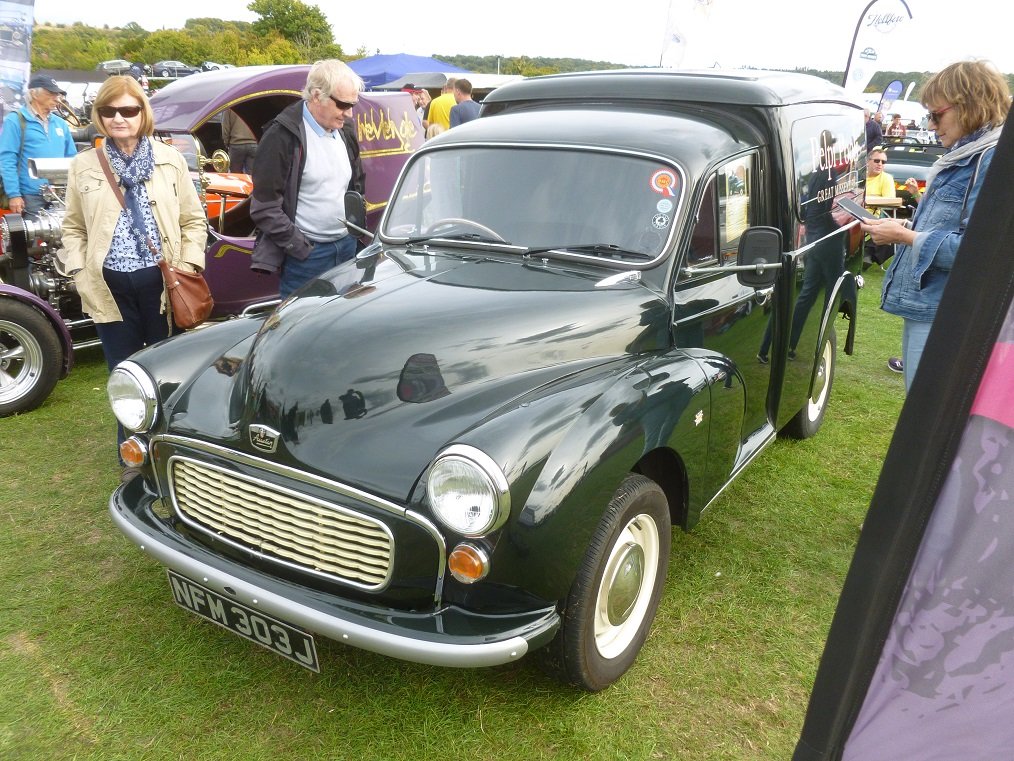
[[0, 64, 422, 416]]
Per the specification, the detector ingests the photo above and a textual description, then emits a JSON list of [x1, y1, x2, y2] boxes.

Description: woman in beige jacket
[[62, 75, 206, 470]]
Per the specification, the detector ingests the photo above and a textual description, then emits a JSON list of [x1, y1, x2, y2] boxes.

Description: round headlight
[[107, 361, 159, 432], [426, 445, 510, 537]]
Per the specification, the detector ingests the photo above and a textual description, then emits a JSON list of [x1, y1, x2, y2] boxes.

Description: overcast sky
[[31, 0, 1013, 74]]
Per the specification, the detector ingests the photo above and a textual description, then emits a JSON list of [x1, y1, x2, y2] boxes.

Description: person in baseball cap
[[27, 74, 67, 95], [0, 72, 77, 214]]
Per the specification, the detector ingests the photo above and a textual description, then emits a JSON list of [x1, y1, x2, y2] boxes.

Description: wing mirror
[[344, 191, 370, 237], [736, 226, 783, 288]]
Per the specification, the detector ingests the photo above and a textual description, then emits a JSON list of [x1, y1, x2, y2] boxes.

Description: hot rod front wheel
[[0, 300, 63, 417], [539, 474, 671, 691]]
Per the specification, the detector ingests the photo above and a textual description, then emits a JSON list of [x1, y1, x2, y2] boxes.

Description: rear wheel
[[0, 299, 63, 417], [782, 328, 836, 439], [538, 474, 671, 691]]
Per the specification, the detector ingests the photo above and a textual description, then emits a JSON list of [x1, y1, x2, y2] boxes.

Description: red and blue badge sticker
[[650, 169, 678, 197]]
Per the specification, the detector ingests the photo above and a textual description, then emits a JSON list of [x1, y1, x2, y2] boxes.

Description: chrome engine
[[0, 158, 95, 340]]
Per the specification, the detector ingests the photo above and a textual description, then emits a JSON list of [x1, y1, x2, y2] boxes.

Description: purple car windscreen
[[842, 298, 1014, 760]]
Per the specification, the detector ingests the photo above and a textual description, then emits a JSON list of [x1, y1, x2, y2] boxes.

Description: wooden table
[[866, 196, 903, 216]]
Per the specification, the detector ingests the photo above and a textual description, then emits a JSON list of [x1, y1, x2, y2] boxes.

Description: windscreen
[[382, 146, 682, 259]]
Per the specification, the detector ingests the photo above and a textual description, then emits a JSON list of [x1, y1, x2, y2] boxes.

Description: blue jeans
[[22, 194, 48, 215], [902, 318, 932, 392], [279, 236, 356, 299], [94, 266, 173, 461]]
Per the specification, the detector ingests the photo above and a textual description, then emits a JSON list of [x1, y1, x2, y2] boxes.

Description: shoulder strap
[[96, 146, 127, 208], [16, 112, 25, 155], [7, 112, 27, 182], [96, 147, 160, 259]]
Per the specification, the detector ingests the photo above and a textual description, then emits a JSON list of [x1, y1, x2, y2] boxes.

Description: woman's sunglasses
[[97, 105, 143, 119]]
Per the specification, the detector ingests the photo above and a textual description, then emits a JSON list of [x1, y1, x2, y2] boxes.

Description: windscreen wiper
[[523, 243, 652, 260], [400, 232, 511, 246]]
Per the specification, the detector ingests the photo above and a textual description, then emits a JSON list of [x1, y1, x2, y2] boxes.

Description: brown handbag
[[97, 146, 213, 329], [155, 257, 214, 329]]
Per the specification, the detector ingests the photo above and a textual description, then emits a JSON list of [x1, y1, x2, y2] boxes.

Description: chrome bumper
[[109, 488, 559, 669]]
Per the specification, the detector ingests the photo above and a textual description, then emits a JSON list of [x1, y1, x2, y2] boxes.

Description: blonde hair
[[91, 76, 154, 137], [922, 60, 1010, 134], [425, 123, 445, 139]]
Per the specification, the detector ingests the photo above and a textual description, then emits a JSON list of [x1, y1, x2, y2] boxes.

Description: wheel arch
[[828, 269, 859, 356], [633, 447, 690, 530], [0, 286, 74, 378], [479, 358, 709, 603]]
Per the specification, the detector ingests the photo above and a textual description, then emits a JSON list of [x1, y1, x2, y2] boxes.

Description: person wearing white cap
[[0, 74, 77, 214]]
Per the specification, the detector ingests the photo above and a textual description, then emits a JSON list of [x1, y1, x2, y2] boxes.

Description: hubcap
[[0, 319, 42, 404], [605, 542, 644, 625], [806, 338, 833, 421], [593, 513, 660, 659]]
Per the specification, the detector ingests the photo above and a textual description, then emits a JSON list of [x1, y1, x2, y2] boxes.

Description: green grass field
[[0, 268, 905, 760]]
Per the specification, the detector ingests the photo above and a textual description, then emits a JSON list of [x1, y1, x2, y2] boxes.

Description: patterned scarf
[[105, 136, 161, 259], [924, 124, 1002, 190]]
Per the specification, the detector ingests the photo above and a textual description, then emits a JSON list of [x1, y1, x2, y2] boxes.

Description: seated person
[[863, 148, 896, 269]]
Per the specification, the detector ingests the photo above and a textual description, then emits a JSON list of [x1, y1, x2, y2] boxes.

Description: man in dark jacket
[[250, 59, 366, 298], [864, 109, 883, 151]]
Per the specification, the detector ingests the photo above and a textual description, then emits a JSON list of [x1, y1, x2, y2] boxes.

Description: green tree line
[[31, 0, 350, 70], [780, 68, 1014, 102]]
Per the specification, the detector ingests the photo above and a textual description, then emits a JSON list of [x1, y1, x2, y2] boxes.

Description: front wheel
[[782, 328, 836, 439], [538, 474, 671, 691], [0, 299, 64, 417]]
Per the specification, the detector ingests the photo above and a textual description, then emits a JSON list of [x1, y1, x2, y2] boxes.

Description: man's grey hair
[[26, 88, 49, 105], [302, 59, 365, 103]]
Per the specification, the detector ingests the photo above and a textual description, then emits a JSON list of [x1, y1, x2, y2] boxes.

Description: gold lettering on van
[[355, 107, 419, 154]]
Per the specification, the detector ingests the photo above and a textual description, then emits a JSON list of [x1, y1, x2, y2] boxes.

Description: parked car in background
[[95, 59, 133, 75], [200, 61, 232, 71], [152, 60, 198, 78], [878, 137, 947, 215]]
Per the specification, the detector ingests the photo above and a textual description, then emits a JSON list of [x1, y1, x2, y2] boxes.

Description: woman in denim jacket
[[863, 61, 1010, 390]]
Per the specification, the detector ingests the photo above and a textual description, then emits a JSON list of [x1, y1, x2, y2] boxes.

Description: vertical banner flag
[[842, 0, 913, 94], [0, 0, 33, 118], [660, 0, 719, 70], [879, 79, 904, 114]]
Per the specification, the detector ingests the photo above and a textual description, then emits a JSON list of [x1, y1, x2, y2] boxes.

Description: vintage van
[[107, 69, 865, 690]]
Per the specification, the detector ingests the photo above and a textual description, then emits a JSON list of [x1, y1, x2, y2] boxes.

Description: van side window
[[687, 177, 718, 265], [718, 155, 753, 263]]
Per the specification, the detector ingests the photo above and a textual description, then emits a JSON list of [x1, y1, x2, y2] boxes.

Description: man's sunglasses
[[329, 95, 358, 111], [870, 159, 887, 164], [97, 105, 143, 119]]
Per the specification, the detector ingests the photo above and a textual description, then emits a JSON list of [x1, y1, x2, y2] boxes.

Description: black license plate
[[167, 571, 320, 672]]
